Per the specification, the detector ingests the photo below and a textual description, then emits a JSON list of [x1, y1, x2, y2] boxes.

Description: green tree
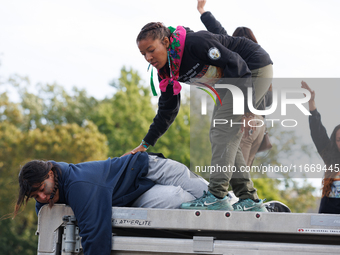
[[90, 67, 191, 166], [0, 92, 24, 126], [0, 121, 37, 255], [91, 67, 156, 157], [7, 74, 98, 130]]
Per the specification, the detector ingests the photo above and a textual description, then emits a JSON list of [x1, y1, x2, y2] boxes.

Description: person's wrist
[[198, 8, 205, 15], [309, 101, 316, 112], [140, 140, 150, 150]]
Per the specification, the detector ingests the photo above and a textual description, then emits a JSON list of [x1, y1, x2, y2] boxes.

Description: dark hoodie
[[144, 28, 254, 146], [200, 11, 273, 70], [309, 109, 340, 214]]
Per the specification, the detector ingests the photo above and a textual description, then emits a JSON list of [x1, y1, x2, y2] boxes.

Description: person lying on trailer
[[13, 152, 208, 255]]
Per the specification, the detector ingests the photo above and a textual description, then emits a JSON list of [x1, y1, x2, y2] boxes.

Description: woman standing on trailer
[[126, 21, 268, 212]]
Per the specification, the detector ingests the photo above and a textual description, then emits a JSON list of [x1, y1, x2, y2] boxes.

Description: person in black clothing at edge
[[301, 81, 340, 214], [124, 14, 274, 210], [197, 0, 273, 167]]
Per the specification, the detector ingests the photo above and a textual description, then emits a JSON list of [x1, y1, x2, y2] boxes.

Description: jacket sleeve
[[188, 31, 253, 112], [200, 11, 228, 36], [67, 182, 113, 255], [143, 84, 180, 146], [309, 109, 330, 156]]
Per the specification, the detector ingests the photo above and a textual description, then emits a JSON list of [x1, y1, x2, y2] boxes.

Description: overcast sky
[[1, 0, 339, 95], [1, 0, 340, 193]]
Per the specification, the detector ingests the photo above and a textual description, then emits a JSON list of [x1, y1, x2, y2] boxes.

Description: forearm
[[198, 7, 205, 15], [144, 88, 181, 146], [309, 109, 330, 156], [308, 100, 316, 112], [200, 11, 228, 35]]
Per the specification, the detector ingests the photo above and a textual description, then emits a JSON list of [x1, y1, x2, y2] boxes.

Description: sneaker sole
[[180, 205, 208, 210], [264, 201, 291, 212], [180, 205, 234, 211]]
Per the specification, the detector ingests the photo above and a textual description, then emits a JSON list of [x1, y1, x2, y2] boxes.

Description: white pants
[[132, 155, 209, 209]]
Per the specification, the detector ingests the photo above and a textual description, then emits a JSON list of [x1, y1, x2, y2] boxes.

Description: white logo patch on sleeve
[[208, 47, 221, 60]]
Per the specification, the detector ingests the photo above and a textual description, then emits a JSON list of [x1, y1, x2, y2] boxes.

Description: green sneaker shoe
[[180, 191, 234, 211], [232, 198, 268, 212]]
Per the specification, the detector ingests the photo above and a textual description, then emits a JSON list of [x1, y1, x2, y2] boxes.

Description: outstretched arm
[[198, 0, 228, 35], [122, 85, 181, 156], [301, 81, 330, 156], [301, 81, 316, 111], [68, 183, 113, 255]]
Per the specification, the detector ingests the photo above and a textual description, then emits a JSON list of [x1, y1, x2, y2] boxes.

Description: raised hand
[[301, 81, 316, 111], [197, 0, 207, 15]]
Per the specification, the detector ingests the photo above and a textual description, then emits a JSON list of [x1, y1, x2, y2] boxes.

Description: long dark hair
[[321, 124, 340, 197], [233, 27, 258, 44], [136, 22, 171, 43], [13, 160, 61, 218]]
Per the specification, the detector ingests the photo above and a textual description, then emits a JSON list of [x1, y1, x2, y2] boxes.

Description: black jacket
[[200, 11, 273, 70], [200, 11, 273, 113], [309, 109, 340, 214], [309, 109, 330, 156], [144, 29, 254, 146]]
